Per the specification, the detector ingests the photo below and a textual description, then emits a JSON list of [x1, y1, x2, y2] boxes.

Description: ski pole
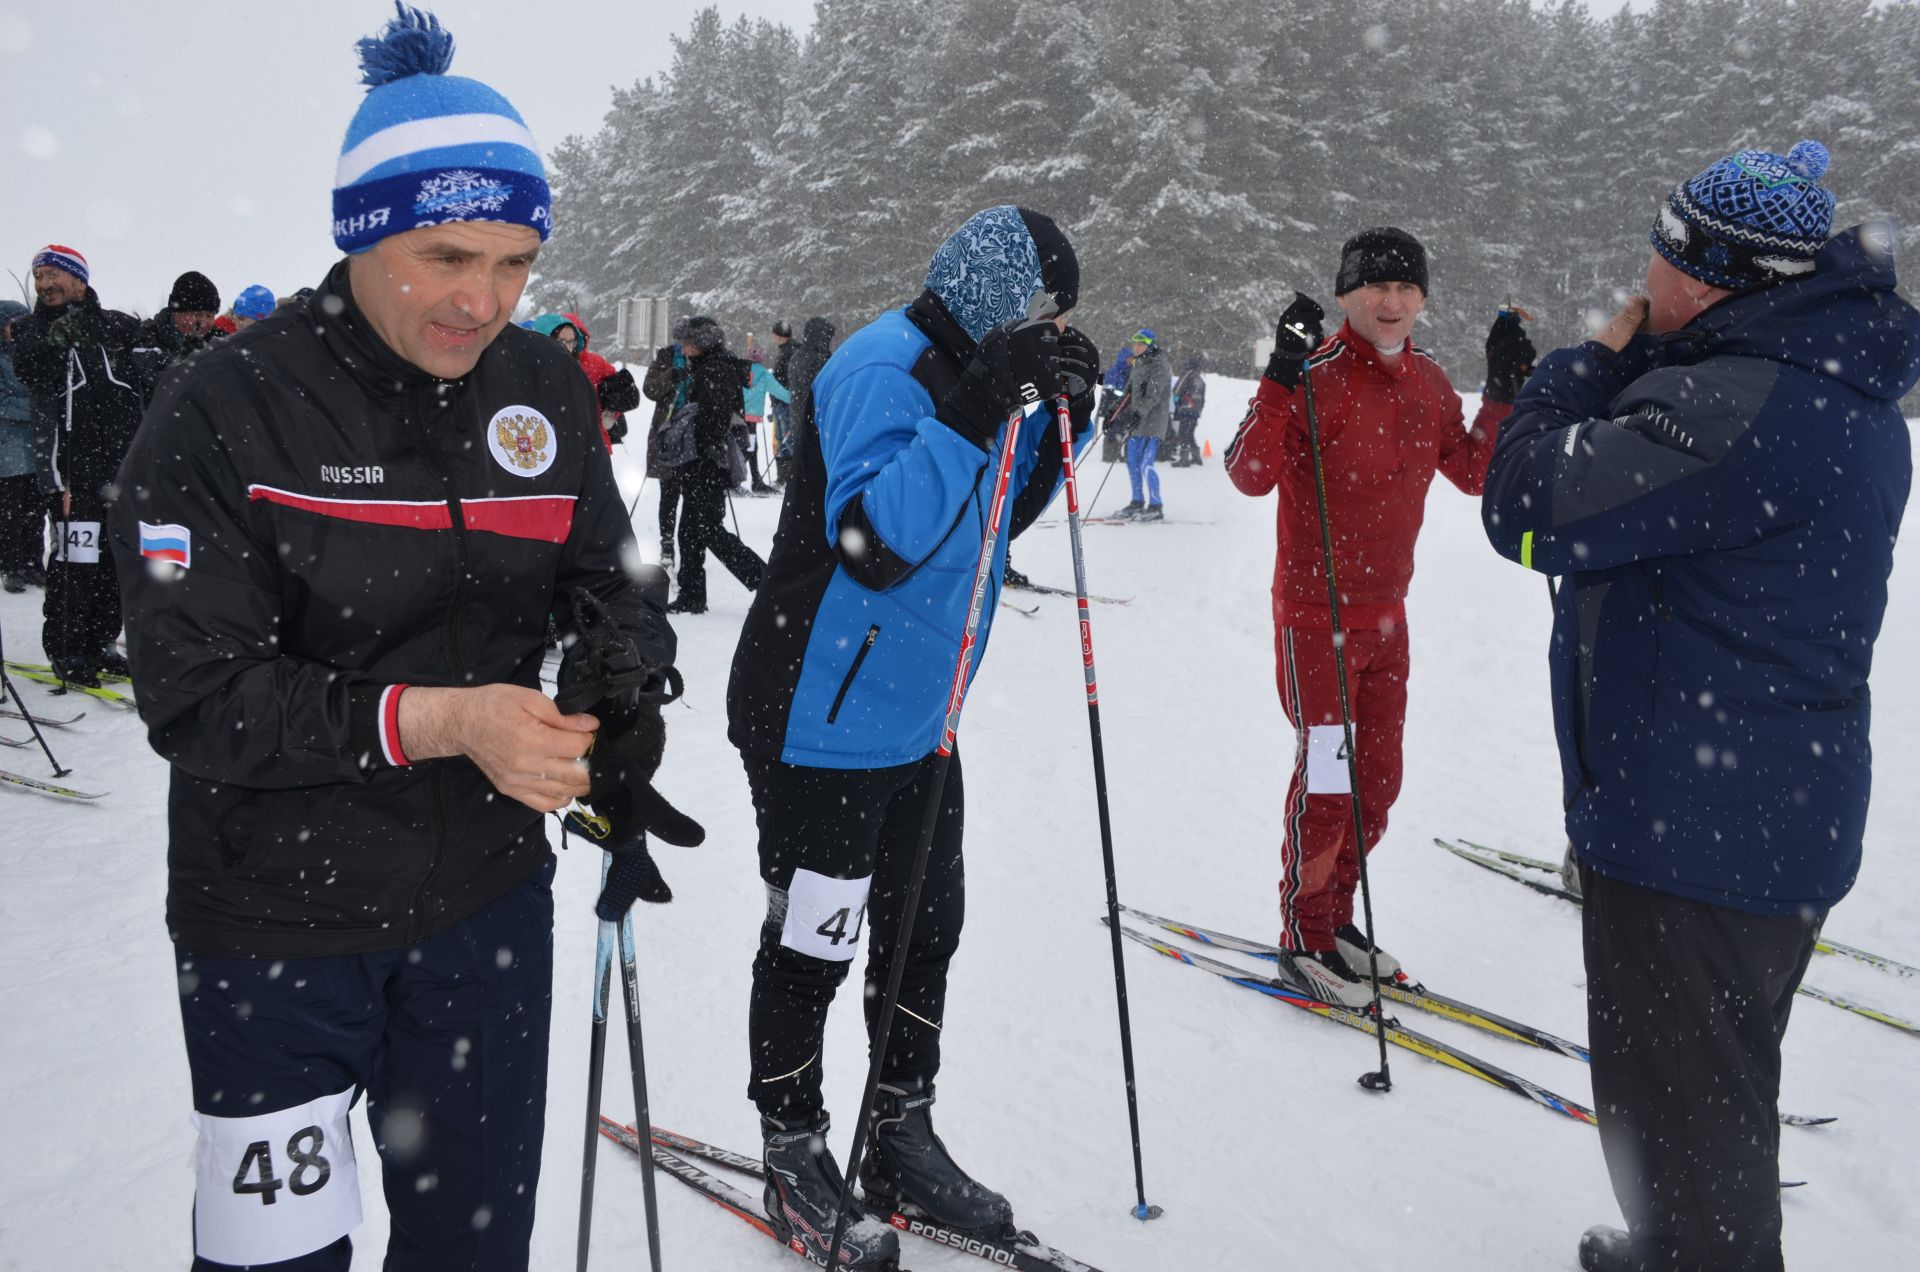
[[0, 625, 70, 778], [616, 896, 665, 1272], [824, 402, 1027, 1269], [576, 864, 615, 1272], [1299, 363, 1392, 1093], [626, 473, 651, 522], [1053, 392, 1161, 1222]]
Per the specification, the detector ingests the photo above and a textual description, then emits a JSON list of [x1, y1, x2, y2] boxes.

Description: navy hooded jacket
[[1482, 226, 1919, 915]]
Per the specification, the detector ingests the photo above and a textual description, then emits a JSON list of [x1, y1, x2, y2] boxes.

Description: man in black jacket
[[666, 314, 764, 614], [129, 270, 222, 390], [9, 243, 144, 686], [109, 11, 684, 1269]]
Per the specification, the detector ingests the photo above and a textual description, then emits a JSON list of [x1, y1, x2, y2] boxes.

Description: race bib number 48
[[192, 1088, 361, 1266]]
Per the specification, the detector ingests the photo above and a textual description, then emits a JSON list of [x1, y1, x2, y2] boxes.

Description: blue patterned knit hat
[[1651, 140, 1835, 290], [924, 206, 1078, 344], [332, 4, 551, 253]]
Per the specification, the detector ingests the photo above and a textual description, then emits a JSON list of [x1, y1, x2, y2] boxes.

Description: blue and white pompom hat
[[332, 3, 551, 254], [1650, 140, 1836, 291]]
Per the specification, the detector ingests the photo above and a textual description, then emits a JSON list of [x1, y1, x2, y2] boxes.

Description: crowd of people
[[8, 5, 1914, 1272]]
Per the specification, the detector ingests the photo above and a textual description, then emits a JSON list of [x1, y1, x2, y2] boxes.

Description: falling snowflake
[[414, 168, 511, 219]]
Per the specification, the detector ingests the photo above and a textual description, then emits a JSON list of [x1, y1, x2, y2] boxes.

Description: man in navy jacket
[[1483, 141, 1919, 1272], [726, 205, 1097, 1267]]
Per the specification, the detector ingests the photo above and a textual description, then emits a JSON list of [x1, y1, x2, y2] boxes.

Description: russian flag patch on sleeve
[[138, 521, 192, 568]]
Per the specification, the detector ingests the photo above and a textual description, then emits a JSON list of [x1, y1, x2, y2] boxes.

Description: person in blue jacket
[[1482, 141, 1919, 1272], [725, 205, 1098, 1267]]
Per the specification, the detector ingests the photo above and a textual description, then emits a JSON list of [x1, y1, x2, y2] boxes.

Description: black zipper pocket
[[826, 625, 880, 724]]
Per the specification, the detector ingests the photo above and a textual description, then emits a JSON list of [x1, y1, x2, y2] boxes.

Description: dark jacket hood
[[802, 316, 835, 348], [1681, 225, 1920, 403]]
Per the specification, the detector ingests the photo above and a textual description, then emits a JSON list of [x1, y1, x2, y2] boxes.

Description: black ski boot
[[859, 1083, 1016, 1237], [762, 1114, 901, 1269], [1578, 1224, 1632, 1271]]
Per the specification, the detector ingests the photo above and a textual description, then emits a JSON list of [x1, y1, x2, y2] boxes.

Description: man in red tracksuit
[[1225, 227, 1534, 1005]]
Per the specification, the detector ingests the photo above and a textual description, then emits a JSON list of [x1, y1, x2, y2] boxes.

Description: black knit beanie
[[1334, 227, 1428, 297], [168, 270, 221, 314], [670, 314, 725, 352]]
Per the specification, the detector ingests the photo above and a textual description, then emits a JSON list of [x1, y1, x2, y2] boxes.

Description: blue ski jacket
[[1483, 226, 1919, 915], [728, 294, 1090, 768]]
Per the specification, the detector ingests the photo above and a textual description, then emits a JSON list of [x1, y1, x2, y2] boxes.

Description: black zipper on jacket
[[826, 625, 880, 724], [406, 384, 472, 941]]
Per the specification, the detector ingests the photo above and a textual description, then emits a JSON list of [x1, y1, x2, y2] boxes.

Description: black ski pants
[[657, 472, 682, 556], [44, 488, 121, 671], [0, 473, 42, 574], [1582, 863, 1821, 1272], [744, 752, 965, 1122], [676, 470, 763, 607]]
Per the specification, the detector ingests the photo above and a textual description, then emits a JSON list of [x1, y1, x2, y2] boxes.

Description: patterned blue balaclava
[[1651, 140, 1835, 290], [924, 205, 1078, 344]]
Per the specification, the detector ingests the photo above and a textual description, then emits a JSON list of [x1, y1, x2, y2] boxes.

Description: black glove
[[1263, 292, 1325, 389], [1054, 326, 1101, 432], [47, 311, 88, 351], [1484, 311, 1537, 404], [935, 317, 1059, 449], [556, 588, 704, 918], [599, 368, 641, 413], [606, 414, 629, 444]]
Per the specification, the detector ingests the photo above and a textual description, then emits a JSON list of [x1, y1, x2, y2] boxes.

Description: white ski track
[[3, 383, 1915, 1271]]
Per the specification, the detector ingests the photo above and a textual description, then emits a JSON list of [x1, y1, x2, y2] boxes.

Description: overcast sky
[[2, 0, 1637, 315]]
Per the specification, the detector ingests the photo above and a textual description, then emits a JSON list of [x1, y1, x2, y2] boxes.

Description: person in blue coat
[[1482, 141, 1920, 1272], [724, 205, 1098, 1267]]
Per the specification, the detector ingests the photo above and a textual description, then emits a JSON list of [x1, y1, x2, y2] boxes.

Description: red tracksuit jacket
[[1224, 321, 1509, 629]]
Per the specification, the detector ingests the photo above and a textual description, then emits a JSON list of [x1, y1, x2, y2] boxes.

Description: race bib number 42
[[55, 520, 101, 564], [192, 1088, 361, 1266]]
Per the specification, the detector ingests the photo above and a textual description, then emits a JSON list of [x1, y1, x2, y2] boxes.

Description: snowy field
[[2, 378, 1916, 1271]]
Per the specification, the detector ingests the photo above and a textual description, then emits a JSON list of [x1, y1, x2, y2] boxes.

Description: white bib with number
[[192, 1087, 361, 1266], [55, 520, 101, 564], [780, 868, 873, 962], [1305, 724, 1353, 795]]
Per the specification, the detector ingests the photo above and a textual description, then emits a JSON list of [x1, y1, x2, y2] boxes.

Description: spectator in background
[[742, 341, 789, 494], [769, 319, 795, 485], [785, 316, 835, 440], [130, 270, 221, 389], [8, 244, 144, 684], [1109, 327, 1169, 521], [535, 311, 639, 450], [230, 284, 276, 331], [643, 338, 692, 569], [1097, 339, 1135, 463], [1170, 350, 1207, 467], [666, 314, 763, 614], [0, 299, 41, 593]]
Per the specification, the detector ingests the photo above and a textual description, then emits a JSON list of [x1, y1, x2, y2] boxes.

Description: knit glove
[[1264, 292, 1325, 389], [1484, 311, 1538, 404]]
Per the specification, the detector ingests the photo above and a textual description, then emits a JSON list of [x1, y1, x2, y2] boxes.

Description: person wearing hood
[[663, 313, 763, 612], [725, 205, 1099, 1268], [1108, 327, 1170, 520], [533, 310, 638, 449], [8, 244, 144, 684], [1482, 142, 1919, 1272], [0, 299, 42, 592], [129, 270, 221, 393]]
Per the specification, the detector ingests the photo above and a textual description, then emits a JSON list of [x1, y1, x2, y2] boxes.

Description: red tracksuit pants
[[1274, 621, 1408, 952]]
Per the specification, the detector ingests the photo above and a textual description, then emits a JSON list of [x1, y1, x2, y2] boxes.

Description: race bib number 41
[[192, 1087, 361, 1266]]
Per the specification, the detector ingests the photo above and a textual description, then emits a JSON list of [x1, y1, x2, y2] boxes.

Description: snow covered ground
[[3, 379, 1916, 1271]]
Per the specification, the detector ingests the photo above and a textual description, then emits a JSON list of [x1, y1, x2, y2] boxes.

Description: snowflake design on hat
[[924, 205, 1042, 344], [415, 169, 512, 218]]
